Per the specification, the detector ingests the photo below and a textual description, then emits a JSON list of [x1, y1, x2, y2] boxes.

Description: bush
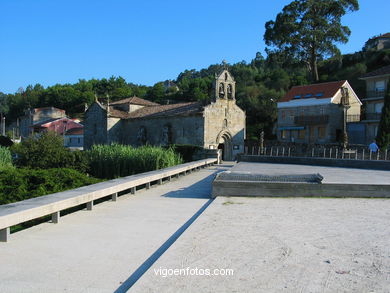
[[171, 144, 202, 162], [0, 136, 13, 147], [0, 168, 100, 205], [0, 146, 12, 169], [11, 132, 87, 172], [86, 144, 183, 179]]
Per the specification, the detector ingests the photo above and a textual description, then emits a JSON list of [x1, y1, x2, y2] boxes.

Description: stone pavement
[[232, 162, 390, 184], [0, 164, 230, 293]]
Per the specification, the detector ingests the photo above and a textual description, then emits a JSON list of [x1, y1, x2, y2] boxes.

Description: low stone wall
[[237, 155, 390, 171], [194, 149, 222, 164], [212, 180, 390, 198]]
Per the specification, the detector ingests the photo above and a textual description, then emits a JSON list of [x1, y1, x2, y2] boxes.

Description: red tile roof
[[280, 80, 346, 102], [110, 96, 159, 106], [108, 102, 202, 119], [65, 128, 83, 135]]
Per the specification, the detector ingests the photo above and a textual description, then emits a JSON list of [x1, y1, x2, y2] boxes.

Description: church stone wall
[[84, 103, 108, 149], [107, 117, 122, 144], [121, 115, 204, 147], [204, 99, 246, 157]]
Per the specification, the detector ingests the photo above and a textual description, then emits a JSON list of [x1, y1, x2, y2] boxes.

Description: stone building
[[19, 107, 66, 138], [84, 69, 246, 160], [277, 80, 362, 144], [364, 33, 390, 51]]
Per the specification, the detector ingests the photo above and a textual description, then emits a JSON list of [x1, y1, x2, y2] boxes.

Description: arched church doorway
[[217, 132, 233, 161]]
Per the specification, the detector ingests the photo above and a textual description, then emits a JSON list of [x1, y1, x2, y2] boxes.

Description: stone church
[[84, 68, 246, 160]]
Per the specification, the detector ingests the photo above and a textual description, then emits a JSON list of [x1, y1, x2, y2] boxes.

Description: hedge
[[0, 168, 100, 205]]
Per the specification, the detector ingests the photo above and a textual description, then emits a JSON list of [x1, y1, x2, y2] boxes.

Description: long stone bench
[[0, 158, 217, 242]]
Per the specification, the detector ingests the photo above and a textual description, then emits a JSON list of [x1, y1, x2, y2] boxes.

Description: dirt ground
[[132, 197, 390, 293]]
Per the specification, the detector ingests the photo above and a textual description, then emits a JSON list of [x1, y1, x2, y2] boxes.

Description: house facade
[[359, 65, 390, 143], [84, 69, 246, 160], [64, 127, 84, 149], [277, 80, 362, 144]]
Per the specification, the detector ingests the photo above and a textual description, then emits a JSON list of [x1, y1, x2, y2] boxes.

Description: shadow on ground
[[162, 166, 229, 199]]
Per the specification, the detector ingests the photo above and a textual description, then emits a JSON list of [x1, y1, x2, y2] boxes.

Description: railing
[[244, 145, 389, 161], [346, 115, 361, 122], [294, 115, 329, 125], [362, 113, 382, 121], [366, 90, 386, 98], [0, 158, 218, 242]]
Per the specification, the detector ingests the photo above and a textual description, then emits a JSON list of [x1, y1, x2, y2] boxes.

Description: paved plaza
[[232, 162, 390, 185], [1, 162, 389, 292]]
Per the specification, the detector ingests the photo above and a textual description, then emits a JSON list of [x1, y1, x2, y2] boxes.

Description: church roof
[[108, 102, 203, 119], [110, 96, 159, 106]]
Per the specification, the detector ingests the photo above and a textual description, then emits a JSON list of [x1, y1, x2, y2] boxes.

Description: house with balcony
[[277, 80, 362, 144], [359, 65, 390, 143]]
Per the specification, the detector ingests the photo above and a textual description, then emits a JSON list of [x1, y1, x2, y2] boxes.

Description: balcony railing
[[294, 115, 329, 125], [366, 90, 386, 98], [346, 115, 361, 122]]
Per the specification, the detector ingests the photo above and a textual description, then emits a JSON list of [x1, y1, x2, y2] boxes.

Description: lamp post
[[340, 87, 351, 150]]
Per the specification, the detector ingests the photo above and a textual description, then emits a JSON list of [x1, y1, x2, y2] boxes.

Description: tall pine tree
[[264, 0, 359, 82]]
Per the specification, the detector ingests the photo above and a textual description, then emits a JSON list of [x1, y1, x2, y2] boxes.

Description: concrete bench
[[0, 158, 217, 242]]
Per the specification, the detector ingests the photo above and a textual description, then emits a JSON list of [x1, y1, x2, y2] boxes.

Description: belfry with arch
[[84, 66, 246, 161]]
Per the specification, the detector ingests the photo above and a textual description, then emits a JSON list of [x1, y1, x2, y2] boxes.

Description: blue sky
[[0, 0, 389, 94]]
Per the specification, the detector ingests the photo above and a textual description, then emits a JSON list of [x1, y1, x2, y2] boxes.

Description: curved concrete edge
[[212, 181, 390, 198]]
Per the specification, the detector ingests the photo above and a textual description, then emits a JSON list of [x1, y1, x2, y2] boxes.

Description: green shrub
[[11, 132, 87, 172], [0, 168, 100, 205], [86, 144, 183, 179], [0, 146, 12, 169], [0, 136, 13, 147], [170, 144, 202, 162]]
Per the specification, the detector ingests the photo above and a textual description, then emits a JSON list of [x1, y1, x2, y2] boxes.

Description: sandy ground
[[132, 197, 390, 293]]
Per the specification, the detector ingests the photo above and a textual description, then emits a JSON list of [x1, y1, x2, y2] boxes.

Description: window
[[281, 130, 287, 139], [318, 127, 326, 139], [375, 80, 385, 92], [281, 110, 286, 119], [78, 138, 81, 144], [304, 94, 312, 98], [294, 95, 301, 99], [375, 102, 384, 113], [298, 129, 306, 139], [315, 92, 324, 97]]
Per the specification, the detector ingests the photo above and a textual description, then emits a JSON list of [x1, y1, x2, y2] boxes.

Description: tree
[[11, 132, 88, 171], [264, 0, 359, 81], [376, 86, 390, 148]]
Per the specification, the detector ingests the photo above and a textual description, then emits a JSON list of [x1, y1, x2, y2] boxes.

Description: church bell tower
[[213, 60, 236, 102]]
